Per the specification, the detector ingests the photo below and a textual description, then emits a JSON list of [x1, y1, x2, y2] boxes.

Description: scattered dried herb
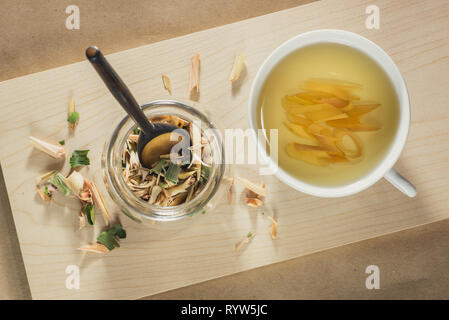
[[122, 115, 212, 207], [82, 204, 95, 225], [97, 224, 126, 251], [162, 74, 172, 95], [48, 173, 71, 196], [67, 97, 78, 130], [67, 112, 79, 126], [229, 54, 246, 82], [29, 136, 66, 159], [70, 150, 90, 168]]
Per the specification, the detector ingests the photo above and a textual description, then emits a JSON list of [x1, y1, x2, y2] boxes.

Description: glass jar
[[102, 100, 226, 222]]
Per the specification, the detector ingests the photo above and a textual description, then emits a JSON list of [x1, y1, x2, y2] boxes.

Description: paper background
[[1, 0, 448, 299]]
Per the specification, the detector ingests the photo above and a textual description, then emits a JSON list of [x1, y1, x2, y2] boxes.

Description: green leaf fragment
[[165, 162, 181, 184], [48, 173, 71, 196], [67, 112, 79, 125], [158, 181, 169, 188], [150, 159, 166, 175], [44, 185, 52, 198], [200, 165, 210, 184], [96, 224, 126, 251], [82, 204, 95, 225], [70, 150, 90, 168], [133, 127, 140, 134], [58, 140, 65, 145]]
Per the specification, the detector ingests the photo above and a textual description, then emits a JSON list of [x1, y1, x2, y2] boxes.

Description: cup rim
[[248, 29, 410, 197]]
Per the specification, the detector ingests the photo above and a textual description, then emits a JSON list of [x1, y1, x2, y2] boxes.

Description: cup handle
[[384, 168, 417, 197]]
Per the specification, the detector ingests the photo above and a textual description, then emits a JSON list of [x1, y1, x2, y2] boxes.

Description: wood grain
[[0, 0, 448, 299]]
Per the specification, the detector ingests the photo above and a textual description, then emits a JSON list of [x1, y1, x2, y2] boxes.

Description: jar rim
[[102, 99, 226, 222]]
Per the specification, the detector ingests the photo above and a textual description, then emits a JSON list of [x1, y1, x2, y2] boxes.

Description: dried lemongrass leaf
[[79, 190, 92, 203], [235, 232, 256, 252], [185, 183, 195, 202], [246, 197, 263, 207], [128, 134, 139, 143], [178, 170, 196, 180], [67, 97, 78, 130], [36, 170, 58, 185], [189, 53, 200, 93], [85, 180, 111, 225], [162, 74, 172, 95], [167, 176, 195, 197], [29, 136, 66, 159], [66, 171, 85, 196], [229, 54, 246, 82], [235, 176, 267, 197], [78, 243, 110, 254], [149, 185, 162, 204], [266, 215, 278, 240], [36, 186, 51, 202], [169, 193, 187, 206]]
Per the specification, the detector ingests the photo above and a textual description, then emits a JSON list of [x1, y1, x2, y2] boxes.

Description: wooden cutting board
[[0, 0, 448, 299]]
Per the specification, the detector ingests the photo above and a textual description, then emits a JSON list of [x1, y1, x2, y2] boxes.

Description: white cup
[[248, 29, 416, 198]]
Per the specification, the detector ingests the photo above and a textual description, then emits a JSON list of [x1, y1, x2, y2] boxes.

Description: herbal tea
[[258, 43, 399, 186]]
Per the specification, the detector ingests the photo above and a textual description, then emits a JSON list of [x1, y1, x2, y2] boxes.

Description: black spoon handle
[[85, 46, 154, 134]]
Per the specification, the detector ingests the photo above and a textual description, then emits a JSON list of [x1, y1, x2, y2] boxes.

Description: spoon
[[85, 46, 189, 167]]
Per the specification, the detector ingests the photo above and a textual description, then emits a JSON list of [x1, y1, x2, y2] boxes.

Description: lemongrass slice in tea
[[335, 129, 363, 159], [287, 103, 335, 115], [327, 117, 380, 131], [313, 134, 344, 156], [29, 136, 66, 159], [301, 79, 360, 101], [229, 53, 246, 82], [313, 96, 349, 108], [283, 121, 314, 140], [347, 103, 380, 117], [286, 143, 330, 167], [326, 116, 360, 128], [304, 108, 347, 122], [285, 95, 311, 105], [286, 113, 313, 127]]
